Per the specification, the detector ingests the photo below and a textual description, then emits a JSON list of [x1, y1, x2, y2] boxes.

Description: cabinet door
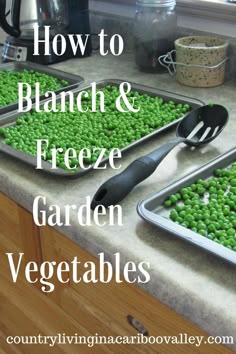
[[0, 328, 24, 354], [0, 194, 97, 354], [0, 193, 23, 251], [0, 255, 113, 354], [0, 193, 43, 283], [40, 226, 233, 354]]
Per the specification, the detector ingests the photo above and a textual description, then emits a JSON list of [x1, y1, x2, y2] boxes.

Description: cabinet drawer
[[40, 226, 232, 354]]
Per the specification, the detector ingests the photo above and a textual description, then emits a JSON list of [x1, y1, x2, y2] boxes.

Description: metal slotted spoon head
[[177, 104, 229, 147]]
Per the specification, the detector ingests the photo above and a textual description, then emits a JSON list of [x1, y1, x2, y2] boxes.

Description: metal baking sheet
[[137, 148, 236, 265], [0, 61, 84, 115], [0, 79, 204, 177]]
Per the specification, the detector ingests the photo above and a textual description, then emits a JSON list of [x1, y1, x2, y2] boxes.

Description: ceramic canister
[[175, 36, 229, 88]]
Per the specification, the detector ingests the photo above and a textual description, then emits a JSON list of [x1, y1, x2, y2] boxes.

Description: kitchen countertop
[[0, 52, 236, 344]]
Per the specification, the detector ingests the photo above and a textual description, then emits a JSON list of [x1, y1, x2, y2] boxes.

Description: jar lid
[[137, 0, 176, 7]]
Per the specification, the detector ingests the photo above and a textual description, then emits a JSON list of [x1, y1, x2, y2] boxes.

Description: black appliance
[[0, 0, 92, 64]]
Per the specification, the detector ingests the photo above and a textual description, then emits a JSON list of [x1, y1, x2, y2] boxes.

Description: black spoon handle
[[91, 137, 185, 209]]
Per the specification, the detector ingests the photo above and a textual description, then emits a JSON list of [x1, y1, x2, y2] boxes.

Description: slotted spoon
[[91, 104, 228, 209]]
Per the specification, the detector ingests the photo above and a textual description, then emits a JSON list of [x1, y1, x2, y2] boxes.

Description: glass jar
[[134, 0, 177, 73]]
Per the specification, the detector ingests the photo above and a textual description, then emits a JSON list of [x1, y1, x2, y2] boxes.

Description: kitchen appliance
[[91, 104, 228, 209], [0, 0, 92, 64]]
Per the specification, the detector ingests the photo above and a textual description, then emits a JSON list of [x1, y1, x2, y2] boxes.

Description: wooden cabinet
[[0, 192, 233, 354]]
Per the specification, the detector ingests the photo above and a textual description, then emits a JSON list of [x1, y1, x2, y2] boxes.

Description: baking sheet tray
[[137, 148, 236, 265], [0, 79, 204, 177], [0, 61, 84, 115]]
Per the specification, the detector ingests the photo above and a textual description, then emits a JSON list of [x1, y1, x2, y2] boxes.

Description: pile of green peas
[[0, 69, 69, 107], [0, 85, 190, 170], [164, 165, 236, 251]]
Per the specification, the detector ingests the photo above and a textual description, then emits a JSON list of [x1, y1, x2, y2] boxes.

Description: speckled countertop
[[0, 53, 236, 345]]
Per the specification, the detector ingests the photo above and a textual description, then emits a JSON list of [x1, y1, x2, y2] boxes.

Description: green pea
[[163, 163, 236, 252], [1, 84, 192, 172]]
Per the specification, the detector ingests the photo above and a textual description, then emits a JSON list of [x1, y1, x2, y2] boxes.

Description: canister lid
[[137, 0, 176, 7]]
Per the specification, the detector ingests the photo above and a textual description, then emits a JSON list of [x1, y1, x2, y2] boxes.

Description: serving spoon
[[91, 104, 228, 209]]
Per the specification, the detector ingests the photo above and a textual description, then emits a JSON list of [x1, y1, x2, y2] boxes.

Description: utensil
[[91, 104, 228, 209]]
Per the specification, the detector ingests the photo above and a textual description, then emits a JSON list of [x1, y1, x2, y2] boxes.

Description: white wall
[[0, 0, 11, 43], [90, 0, 236, 38]]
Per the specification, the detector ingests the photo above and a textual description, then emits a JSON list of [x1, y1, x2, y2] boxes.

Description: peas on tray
[[0, 85, 190, 170], [0, 69, 69, 107], [163, 164, 236, 252]]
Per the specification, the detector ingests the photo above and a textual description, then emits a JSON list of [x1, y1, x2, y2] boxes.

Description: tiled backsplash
[[90, 11, 236, 80]]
